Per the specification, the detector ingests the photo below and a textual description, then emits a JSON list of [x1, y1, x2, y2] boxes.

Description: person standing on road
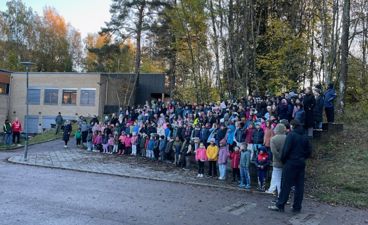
[[63, 120, 72, 148], [3, 119, 12, 146], [55, 112, 64, 135], [269, 120, 312, 213], [206, 138, 219, 177], [266, 123, 287, 197], [11, 118, 22, 145]]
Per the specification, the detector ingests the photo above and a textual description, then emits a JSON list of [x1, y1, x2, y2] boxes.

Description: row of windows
[[27, 88, 96, 106]]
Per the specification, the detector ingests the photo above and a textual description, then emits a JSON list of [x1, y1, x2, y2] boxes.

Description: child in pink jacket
[[195, 142, 208, 177], [124, 134, 132, 155], [130, 132, 138, 156]]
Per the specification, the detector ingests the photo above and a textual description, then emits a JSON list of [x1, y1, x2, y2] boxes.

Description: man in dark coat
[[303, 87, 316, 137], [324, 83, 337, 123], [55, 112, 64, 135], [268, 120, 312, 213]]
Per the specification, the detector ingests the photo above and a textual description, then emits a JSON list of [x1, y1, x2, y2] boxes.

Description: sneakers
[[245, 185, 251, 189], [197, 174, 201, 178], [239, 184, 245, 188], [64, 145, 67, 148], [268, 205, 284, 212]]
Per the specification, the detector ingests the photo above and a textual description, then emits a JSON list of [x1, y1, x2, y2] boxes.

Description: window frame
[[44, 88, 59, 105], [80, 88, 96, 106], [27, 88, 41, 105], [62, 89, 78, 105]]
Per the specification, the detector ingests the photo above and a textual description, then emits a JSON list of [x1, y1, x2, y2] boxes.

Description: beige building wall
[[9, 72, 101, 129], [0, 94, 9, 123]]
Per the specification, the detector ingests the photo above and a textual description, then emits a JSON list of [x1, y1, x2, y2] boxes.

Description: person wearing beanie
[[255, 146, 270, 191], [266, 123, 287, 197], [206, 138, 219, 177]]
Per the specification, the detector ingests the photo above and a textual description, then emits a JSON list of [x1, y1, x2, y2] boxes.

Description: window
[[0, 83, 8, 94], [27, 88, 41, 105], [62, 90, 77, 105], [44, 89, 59, 105], [80, 89, 96, 106]]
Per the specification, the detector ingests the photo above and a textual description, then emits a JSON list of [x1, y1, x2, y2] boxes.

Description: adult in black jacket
[[313, 89, 324, 129], [303, 87, 316, 137], [269, 120, 312, 213]]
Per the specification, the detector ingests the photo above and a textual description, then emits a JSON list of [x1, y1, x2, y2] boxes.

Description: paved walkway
[[8, 142, 247, 191]]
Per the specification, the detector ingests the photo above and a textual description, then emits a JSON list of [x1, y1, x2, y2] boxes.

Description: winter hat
[[209, 138, 216, 143], [258, 145, 267, 152]]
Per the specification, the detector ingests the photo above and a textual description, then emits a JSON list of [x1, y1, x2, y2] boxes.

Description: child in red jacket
[[230, 146, 241, 182]]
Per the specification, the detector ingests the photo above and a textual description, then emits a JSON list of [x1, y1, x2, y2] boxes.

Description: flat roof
[[12, 72, 101, 75]]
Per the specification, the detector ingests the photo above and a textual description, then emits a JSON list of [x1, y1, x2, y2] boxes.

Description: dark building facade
[[100, 73, 166, 114]]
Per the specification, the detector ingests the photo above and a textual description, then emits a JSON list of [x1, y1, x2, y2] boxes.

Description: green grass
[[307, 108, 368, 208], [0, 129, 62, 150], [0, 122, 78, 151]]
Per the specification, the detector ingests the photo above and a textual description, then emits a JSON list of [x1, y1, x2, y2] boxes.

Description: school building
[[3, 71, 166, 133]]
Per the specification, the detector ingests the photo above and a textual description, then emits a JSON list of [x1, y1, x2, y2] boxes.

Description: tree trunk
[[209, 0, 221, 92], [128, 3, 145, 106], [338, 0, 350, 113], [362, 5, 367, 85], [309, 20, 315, 87], [321, 0, 329, 84]]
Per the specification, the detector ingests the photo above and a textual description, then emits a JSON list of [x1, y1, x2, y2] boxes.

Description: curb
[[7, 156, 272, 196]]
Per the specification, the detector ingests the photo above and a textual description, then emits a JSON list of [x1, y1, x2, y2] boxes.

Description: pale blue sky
[[0, 0, 112, 38]]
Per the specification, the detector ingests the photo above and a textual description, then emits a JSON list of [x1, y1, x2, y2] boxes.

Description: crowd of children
[[65, 85, 335, 192]]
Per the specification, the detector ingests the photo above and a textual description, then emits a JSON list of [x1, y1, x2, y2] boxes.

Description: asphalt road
[[0, 143, 367, 225]]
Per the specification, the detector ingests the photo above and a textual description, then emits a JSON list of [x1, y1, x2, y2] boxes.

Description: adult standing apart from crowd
[[324, 83, 337, 123], [313, 88, 325, 130], [269, 120, 312, 213], [265, 124, 287, 198], [80, 119, 89, 144], [303, 87, 316, 138], [11, 118, 22, 145], [63, 120, 72, 148], [55, 112, 64, 135], [3, 119, 12, 146]]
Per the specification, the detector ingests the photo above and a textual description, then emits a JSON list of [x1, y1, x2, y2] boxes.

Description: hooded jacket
[[217, 145, 230, 164], [324, 88, 337, 108], [270, 124, 287, 168], [206, 144, 219, 161]]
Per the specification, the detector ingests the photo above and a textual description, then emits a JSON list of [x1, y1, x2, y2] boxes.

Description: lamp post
[[20, 61, 34, 161]]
